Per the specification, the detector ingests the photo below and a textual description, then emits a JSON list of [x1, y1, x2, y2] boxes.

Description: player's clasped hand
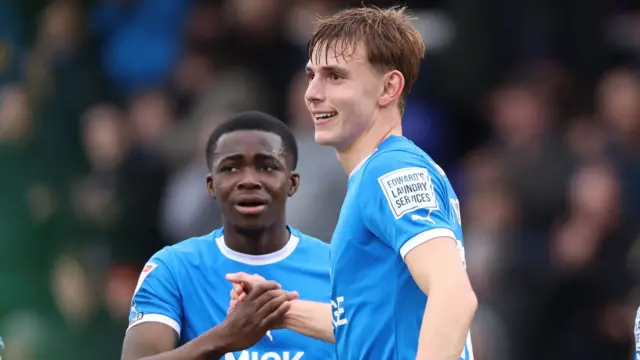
[[217, 278, 298, 353], [225, 272, 298, 330]]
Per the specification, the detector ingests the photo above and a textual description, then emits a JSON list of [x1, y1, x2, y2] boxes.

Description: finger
[[225, 272, 252, 283], [252, 288, 289, 311], [229, 299, 238, 310], [238, 291, 247, 302], [227, 273, 276, 292], [286, 291, 299, 301], [230, 274, 280, 295], [256, 290, 290, 318], [261, 300, 291, 329], [246, 281, 281, 301], [252, 273, 267, 281], [234, 283, 243, 294]]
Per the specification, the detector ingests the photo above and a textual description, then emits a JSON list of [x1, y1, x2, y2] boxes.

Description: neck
[[222, 220, 290, 255], [337, 110, 402, 176]]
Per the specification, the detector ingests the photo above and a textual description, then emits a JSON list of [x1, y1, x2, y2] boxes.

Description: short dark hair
[[205, 111, 299, 171]]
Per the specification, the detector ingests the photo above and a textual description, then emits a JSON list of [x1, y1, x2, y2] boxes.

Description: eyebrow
[[305, 64, 349, 74], [214, 152, 284, 165]]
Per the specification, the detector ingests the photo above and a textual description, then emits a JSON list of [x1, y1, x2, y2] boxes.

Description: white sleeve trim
[[127, 314, 181, 336], [400, 228, 456, 260]]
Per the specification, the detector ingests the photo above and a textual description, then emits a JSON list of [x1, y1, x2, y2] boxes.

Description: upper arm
[[404, 237, 472, 296], [121, 322, 179, 360], [360, 152, 471, 295], [123, 250, 183, 358], [360, 152, 459, 259]]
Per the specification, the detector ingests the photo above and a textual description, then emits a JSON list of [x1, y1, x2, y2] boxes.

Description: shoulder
[[358, 143, 449, 218], [290, 228, 331, 260], [292, 228, 330, 249], [360, 142, 447, 191], [363, 141, 446, 181], [149, 230, 219, 267]]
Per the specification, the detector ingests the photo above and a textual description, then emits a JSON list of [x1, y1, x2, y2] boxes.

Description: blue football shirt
[[329, 135, 473, 360], [128, 226, 335, 360]]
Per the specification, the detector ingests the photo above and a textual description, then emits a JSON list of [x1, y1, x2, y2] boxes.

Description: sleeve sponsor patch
[[378, 167, 439, 219], [134, 262, 158, 295]]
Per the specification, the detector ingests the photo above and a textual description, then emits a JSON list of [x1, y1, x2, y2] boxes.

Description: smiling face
[[302, 7, 426, 152], [207, 130, 299, 231], [304, 42, 386, 151]]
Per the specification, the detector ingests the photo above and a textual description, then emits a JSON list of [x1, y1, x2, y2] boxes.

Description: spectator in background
[[596, 68, 640, 219], [160, 112, 227, 244], [476, 72, 574, 360], [541, 161, 636, 360], [0, 84, 59, 328], [44, 252, 123, 360], [26, 0, 103, 184], [128, 89, 175, 150], [216, 0, 305, 121], [72, 102, 168, 323], [90, 0, 191, 96]]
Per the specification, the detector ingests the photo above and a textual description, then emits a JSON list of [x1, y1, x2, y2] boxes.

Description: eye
[[306, 72, 315, 82], [329, 72, 342, 81], [262, 164, 278, 172], [220, 165, 238, 173]]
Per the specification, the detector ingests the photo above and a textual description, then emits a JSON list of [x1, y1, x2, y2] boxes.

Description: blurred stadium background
[[1, 0, 640, 359]]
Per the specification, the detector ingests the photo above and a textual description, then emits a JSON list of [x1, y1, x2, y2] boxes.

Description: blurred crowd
[[0, 0, 640, 359]]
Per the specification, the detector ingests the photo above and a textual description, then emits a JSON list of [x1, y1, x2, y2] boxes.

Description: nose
[[236, 168, 262, 190], [305, 76, 325, 105]]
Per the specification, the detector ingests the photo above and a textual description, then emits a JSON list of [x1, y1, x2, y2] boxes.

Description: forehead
[[215, 130, 283, 156], [307, 40, 369, 70]]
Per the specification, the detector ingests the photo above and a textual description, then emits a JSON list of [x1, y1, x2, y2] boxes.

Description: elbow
[[459, 285, 478, 320], [430, 282, 478, 318], [466, 288, 478, 317], [444, 283, 477, 319]]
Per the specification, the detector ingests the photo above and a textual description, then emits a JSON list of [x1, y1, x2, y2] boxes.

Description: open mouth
[[314, 112, 338, 122], [235, 199, 268, 215]]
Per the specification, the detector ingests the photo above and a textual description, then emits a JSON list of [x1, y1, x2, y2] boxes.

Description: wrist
[[282, 299, 300, 330], [203, 325, 231, 357]]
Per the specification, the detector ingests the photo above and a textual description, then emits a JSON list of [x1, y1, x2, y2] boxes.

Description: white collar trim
[[215, 232, 299, 265], [349, 151, 375, 178]]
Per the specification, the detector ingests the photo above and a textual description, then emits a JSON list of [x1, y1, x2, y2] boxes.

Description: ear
[[287, 172, 300, 197], [378, 70, 405, 108], [206, 174, 216, 198]]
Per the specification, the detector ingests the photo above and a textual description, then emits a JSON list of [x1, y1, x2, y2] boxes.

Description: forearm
[[283, 300, 335, 343], [135, 327, 228, 360], [416, 289, 477, 360]]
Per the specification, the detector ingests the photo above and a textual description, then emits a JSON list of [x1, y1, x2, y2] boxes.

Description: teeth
[[315, 112, 337, 119]]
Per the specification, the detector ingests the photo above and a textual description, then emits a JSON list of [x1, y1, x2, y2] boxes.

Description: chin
[[234, 220, 269, 233], [313, 129, 338, 146]]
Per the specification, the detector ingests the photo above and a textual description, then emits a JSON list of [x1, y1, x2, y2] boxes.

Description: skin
[[206, 130, 300, 255], [304, 41, 404, 173], [121, 130, 301, 360]]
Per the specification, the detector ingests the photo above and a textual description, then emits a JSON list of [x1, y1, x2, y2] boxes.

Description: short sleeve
[[360, 151, 458, 260], [128, 248, 182, 336]]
